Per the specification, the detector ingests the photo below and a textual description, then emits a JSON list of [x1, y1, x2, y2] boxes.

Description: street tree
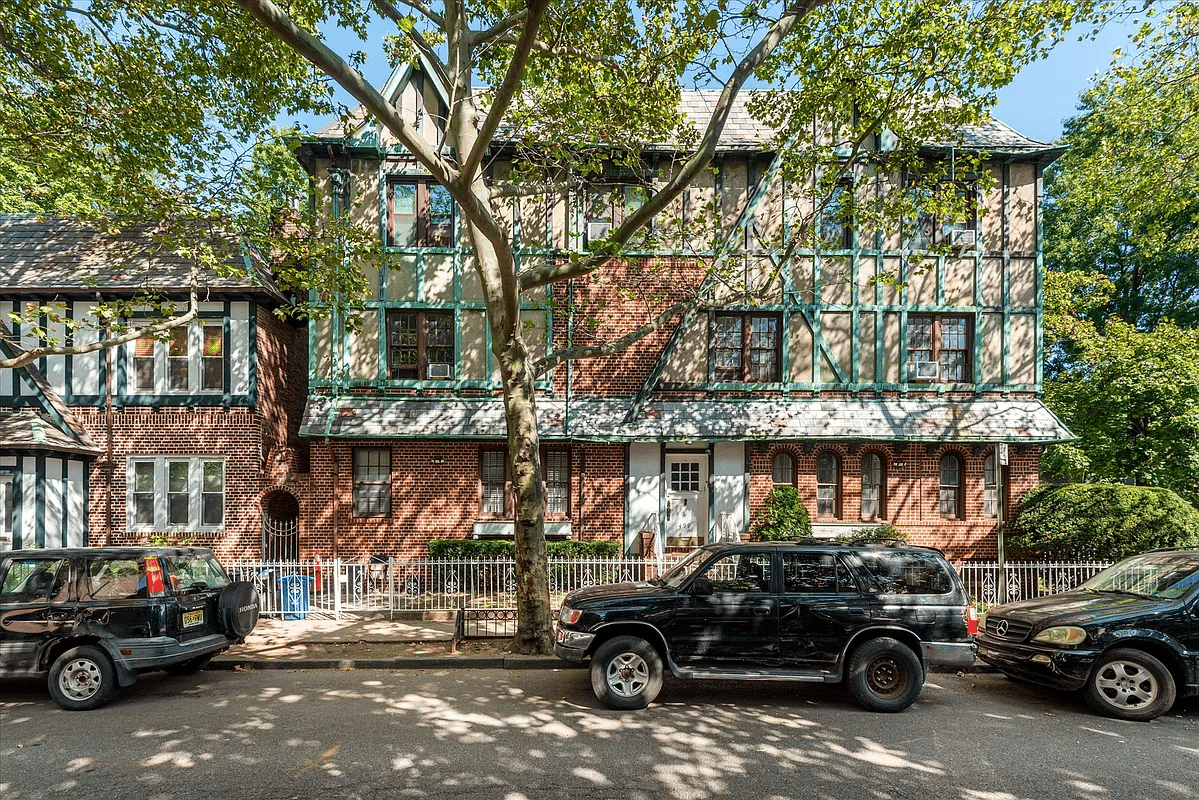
[[3, 1, 1104, 652]]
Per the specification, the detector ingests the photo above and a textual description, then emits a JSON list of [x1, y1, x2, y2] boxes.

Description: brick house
[[291, 62, 1073, 563], [0, 217, 309, 559]]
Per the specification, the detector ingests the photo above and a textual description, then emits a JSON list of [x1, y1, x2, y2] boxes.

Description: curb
[[209, 656, 576, 671]]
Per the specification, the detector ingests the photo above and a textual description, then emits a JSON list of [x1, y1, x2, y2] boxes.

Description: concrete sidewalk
[[209, 613, 570, 671]]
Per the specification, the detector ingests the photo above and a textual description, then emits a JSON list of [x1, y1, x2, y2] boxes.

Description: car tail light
[[144, 557, 166, 597], [965, 604, 979, 635]]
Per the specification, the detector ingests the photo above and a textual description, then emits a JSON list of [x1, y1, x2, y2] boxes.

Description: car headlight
[[1031, 626, 1088, 646], [558, 604, 581, 625]]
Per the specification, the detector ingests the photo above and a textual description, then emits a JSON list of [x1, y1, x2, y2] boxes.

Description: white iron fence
[[224, 557, 1114, 619]]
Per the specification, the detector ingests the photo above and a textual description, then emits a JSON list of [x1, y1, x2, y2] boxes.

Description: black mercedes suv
[[0, 546, 259, 710], [554, 541, 977, 712]]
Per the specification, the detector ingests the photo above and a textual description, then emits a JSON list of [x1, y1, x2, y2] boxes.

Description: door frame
[[663, 448, 711, 549]]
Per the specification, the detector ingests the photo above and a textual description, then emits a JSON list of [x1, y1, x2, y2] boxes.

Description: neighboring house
[[291, 61, 1073, 563], [0, 216, 309, 558]]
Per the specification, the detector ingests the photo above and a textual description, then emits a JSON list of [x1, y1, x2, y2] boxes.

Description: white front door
[[665, 454, 708, 548]]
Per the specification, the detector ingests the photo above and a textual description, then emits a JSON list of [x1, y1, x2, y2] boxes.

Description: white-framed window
[[128, 457, 225, 531], [130, 322, 225, 394]]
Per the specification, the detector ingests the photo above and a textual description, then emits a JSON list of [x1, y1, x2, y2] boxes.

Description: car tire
[[48, 645, 118, 711], [163, 653, 214, 676], [219, 582, 260, 639], [846, 637, 924, 713], [590, 635, 664, 710], [1084, 648, 1176, 722]]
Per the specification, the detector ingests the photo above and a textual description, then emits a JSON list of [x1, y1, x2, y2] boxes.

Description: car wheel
[[1084, 649, 1176, 721], [163, 653, 214, 676], [846, 637, 924, 712], [590, 635, 663, 710], [218, 582, 260, 639], [48, 645, 118, 711]]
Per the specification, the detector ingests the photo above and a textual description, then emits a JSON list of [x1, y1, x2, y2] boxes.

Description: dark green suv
[[0, 546, 259, 710], [554, 541, 977, 712]]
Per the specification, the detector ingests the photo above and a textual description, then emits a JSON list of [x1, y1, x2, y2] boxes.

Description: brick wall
[[255, 307, 309, 479]]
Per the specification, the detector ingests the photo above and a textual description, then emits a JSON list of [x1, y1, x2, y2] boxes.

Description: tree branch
[[372, 0, 444, 28], [532, 297, 694, 376], [470, 9, 529, 47]]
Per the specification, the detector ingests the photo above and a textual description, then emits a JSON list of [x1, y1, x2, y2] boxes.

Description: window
[[479, 448, 571, 517], [713, 312, 781, 382], [772, 451, 795, 487], [128, 457, 224, 530], [816, 451, 840, 517], [131, 323, 224, 394], [0, 558, 65, 602], [585, 184, 648, 246], [783, 552, 857, 593], [861, 453, 885, 518], [907, 315, 971, 383], [939, 454, 963, 519], [698, 552, 772, 594], [353, 448, 391, 518], [858, 550, 954, 595], [0, 474, 12, 544], [984, 453, 998, 518], [388, 179, 454, 247], [904, 181, 977, 251], [387, 310, 454, 381], [818, 181, 853, 250]]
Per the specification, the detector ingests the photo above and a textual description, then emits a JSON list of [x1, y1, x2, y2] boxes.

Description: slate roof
[[299, 396, 1074, 444], [0, 215, 286, 301]]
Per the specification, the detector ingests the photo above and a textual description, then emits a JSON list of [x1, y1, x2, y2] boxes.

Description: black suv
[[977, 548, 1199, 721], [554, 541, 977, 712], [0, 546, 259, 710]]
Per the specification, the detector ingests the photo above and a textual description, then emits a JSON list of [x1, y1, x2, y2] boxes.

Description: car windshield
[[659, 548, 712, 589], [1079, 553, 1199, 600], [164, 554, 230, 594]]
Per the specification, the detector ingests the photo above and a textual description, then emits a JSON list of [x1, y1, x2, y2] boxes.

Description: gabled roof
[[0, 320, 101, 457], [0, 215, 287, 302]]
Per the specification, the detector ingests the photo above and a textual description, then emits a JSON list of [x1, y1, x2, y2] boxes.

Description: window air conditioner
[[587, 220, 612, 242], [907, 360, 940, 381], [946, 228, 977, 248], [426, 363, 452, 380]]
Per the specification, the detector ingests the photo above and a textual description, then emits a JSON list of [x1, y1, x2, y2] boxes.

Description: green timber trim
[[1002, 160, 1012, 392]]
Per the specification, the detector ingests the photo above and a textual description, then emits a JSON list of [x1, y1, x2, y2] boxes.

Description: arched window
[[817, 452, 841, 518], [984, 453, 998, 517], [939, 454, 963, 519], [772, 451, 795, 487], [861, 453, 885, 518]]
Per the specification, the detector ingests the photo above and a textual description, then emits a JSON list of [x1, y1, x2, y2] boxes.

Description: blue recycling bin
[[280, 574, 314, 620]]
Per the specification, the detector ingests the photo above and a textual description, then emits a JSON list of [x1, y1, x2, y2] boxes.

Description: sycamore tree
[[3, 0, 1107, 652], [1044, 1, 1199, 329]]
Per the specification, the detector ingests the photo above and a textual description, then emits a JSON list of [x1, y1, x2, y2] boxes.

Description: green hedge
[[427, 539, 622, 558], [1006, 483, 1199, 560]]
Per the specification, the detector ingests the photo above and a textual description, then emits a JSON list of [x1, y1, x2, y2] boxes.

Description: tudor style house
[[291, 61, 1073, 563], [0, 217, 308, 558]]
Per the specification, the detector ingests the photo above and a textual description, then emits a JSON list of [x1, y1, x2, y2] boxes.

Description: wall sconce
[[431, 456, 445, 465]]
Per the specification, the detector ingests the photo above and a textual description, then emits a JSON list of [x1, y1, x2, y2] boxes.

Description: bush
[[427, 539, 622, 559], [751, 486, 813, 541], [1006, 483, 1199, 560], [838, 523, 907, 545]]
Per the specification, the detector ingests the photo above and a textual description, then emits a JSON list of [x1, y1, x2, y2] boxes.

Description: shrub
[[547, 540, 622, 559], [751, 486, 813, 541], [1006, 483, 1199, 561], [838, 523, 907, 545]]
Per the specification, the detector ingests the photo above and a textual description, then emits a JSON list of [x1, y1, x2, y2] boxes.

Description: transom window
[[816, 451, 841, 518], [388, 179, 454, 247], [129, 457, 224, 531], [939, 454, 963, 519], [353, 448, 391, 518], [713, 312, 781, 383], [907, 315, 971, 383], [387, 310, 454, 381], [131, 323, 224, 394]]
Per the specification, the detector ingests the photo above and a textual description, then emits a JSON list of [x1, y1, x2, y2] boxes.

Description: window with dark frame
[[816, 451, 840, 518], [713, 312, 781, 383], [907, 315, 971, 383], [353, 448, 392, 518], [818, 180, 853, 250], [904, 181, 977, 251], [479, 448, 571, 518], [939, 453, 963, 519], [387, 310, 454, 381], [388, 179, 455, 247], [584, 184, 649, 246], [480, 449, 508, 516], [861, 452, 884, 518], [772, 451, 795, 487], [544, 449, 570, 516]]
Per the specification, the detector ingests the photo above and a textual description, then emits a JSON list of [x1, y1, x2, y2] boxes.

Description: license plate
[[182, 609, 204, 628]]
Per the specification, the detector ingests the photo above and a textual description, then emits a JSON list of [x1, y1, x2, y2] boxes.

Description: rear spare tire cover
[[219, 582, 260, 638]]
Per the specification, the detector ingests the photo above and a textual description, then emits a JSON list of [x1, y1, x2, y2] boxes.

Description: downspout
[[329, 438, 340, 560], [103, 323, 114, 545]]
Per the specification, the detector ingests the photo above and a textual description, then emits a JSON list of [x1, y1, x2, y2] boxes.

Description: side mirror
[[690, 576, 713, 596]]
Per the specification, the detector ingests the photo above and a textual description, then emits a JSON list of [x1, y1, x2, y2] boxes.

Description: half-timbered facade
[[292, 60, 1072, 562], [0, 217, 308, 558]]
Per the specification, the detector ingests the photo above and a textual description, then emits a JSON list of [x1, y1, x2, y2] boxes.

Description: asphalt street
[[1, 667, 1196, 800]]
